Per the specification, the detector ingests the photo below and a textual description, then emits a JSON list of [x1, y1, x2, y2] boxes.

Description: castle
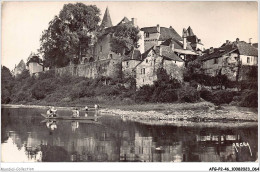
[[55, 7, 199, 88], [15, 7, 257, 87]]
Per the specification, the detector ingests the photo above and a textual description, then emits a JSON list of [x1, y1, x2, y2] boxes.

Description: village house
[[141, 25, 198, 64], [183, 26, 205, 52], [122, 49, 142, 78], [200, 38, 258, 81], [13, 60, 26, 77], [135, 43, 184, 88], [26, 53, 45, 76]]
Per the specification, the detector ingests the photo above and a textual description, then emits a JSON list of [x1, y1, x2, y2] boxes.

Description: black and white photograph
[[1, 1, 258, 171]]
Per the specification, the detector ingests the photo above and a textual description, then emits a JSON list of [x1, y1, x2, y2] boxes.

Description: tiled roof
[[200, 41, 258, 61], [158, 27, 182, 41], [16, 60, 26, 69], [236, 41, 258, 56], [27, 55, 43, 66], [252, 43, 258, 49], [186, 35, 198, 44], [117, 17, 130, 26], [200, 44, 237, 61], [186, 26, 194, 36], [141, 46, 154, 59], [122, 49, 142, 61], [160, 46, 184, 62], [100, 7, 113, 28], [141, 26, 182, 41]]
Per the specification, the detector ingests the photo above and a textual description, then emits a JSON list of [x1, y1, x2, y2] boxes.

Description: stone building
[[13, 60, 26, 77], [135, 44, 184, 88], [141, 25, 182, 52], [200, 39, 258, 81], [57, 7, 145, 80], [182, 26, 204, 52], [122, 49, 142, 78], [26, 53, 44, 76]]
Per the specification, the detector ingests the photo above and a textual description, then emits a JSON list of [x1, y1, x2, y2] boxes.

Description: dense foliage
[[39, 3, 101, 68], [110, 24, 140, 55]]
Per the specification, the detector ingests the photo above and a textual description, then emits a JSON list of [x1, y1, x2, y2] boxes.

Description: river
[[1, 107, 258, 162]]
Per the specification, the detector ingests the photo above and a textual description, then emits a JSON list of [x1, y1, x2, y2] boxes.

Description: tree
[[1, 66, 14, 103], [40, 3, 101, 68], [110, 24, 140, 55]]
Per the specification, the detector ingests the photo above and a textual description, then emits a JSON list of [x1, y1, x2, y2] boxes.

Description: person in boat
[[85, 106, 88, 112], [72, 108, 80, 118], [94, 104, 100, 110], [47, 106, 57, 118]]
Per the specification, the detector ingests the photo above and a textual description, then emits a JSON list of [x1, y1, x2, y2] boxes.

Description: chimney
[[182, 28, 187, 50], [209, 47, 214, 54], [156, 24, 160, 33], [170, 41, 175, 51], [183, 37, 187, 50], [198, 39, 201, 43], [236, 38, 239, 43], [169, 26, 172, 29], [226, 40, 229, 45], [131, 18, 137, 27], [249, 38, 252, 45]]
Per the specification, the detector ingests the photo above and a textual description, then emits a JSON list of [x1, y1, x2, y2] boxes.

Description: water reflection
[[1, 107, 258, 162]]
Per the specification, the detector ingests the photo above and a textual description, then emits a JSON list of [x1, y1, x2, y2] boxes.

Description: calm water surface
[[1, 107, 258, 162]]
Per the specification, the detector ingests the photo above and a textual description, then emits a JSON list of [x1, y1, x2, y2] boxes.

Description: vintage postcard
[[1, 1, 258, 171]]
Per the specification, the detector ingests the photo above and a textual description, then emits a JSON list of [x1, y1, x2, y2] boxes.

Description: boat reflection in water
[[1, 107, 258, 162]]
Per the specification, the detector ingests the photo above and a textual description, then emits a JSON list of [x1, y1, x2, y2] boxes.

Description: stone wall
[[55, 59, 122, 79]]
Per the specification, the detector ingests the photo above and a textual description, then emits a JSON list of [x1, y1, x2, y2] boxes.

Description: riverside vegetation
[[1, 64, 257, 109]]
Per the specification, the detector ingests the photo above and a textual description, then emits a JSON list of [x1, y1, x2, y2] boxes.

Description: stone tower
[[100, 7, 113, 28]]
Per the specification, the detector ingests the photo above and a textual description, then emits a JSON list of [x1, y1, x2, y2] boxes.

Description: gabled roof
[[27, 54, 43, 66], [141, 26, 182, 41], [141, 46, 183, 62], [186, 26, 194, 36], [160, 46, 184, 62], [158, 27, 182, 41], [200, 44, 237, 61], [186, 35, 198, 44], [15, 60, 26, 69], [236, 41, 258, 56], [117, 17, 130, 26], [100, 7, 113, 28], [141, 46, 155, 59]]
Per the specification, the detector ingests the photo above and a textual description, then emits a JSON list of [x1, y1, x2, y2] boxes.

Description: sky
[[2, 1, 258, 70]]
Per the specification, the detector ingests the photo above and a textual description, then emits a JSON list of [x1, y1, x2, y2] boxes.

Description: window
[[100, 46, 102, 52], [143, 68, 145, 74], [174, 61, 176, 63], [214, 58, 218, 64], [145, 33, 150, 38], [146, 59, 148, 63], [143, 79, 145, 82], [126, 62, 129, 67], [110, 54, 112, 59], [247, 57, 250, 63]]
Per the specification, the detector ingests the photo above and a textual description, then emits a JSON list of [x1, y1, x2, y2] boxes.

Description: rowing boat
[[41, 114, 100, 120]]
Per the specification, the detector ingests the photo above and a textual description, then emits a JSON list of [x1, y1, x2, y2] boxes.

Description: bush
[[200, 89, 238, 105], [179, 85, 200, 103], [134, 85, 154, 102], [239, 89, 258, 107], [157, 89, 179, 102]]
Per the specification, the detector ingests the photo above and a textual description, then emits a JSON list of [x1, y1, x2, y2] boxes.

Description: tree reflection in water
[[1, 107, 258, 162]]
